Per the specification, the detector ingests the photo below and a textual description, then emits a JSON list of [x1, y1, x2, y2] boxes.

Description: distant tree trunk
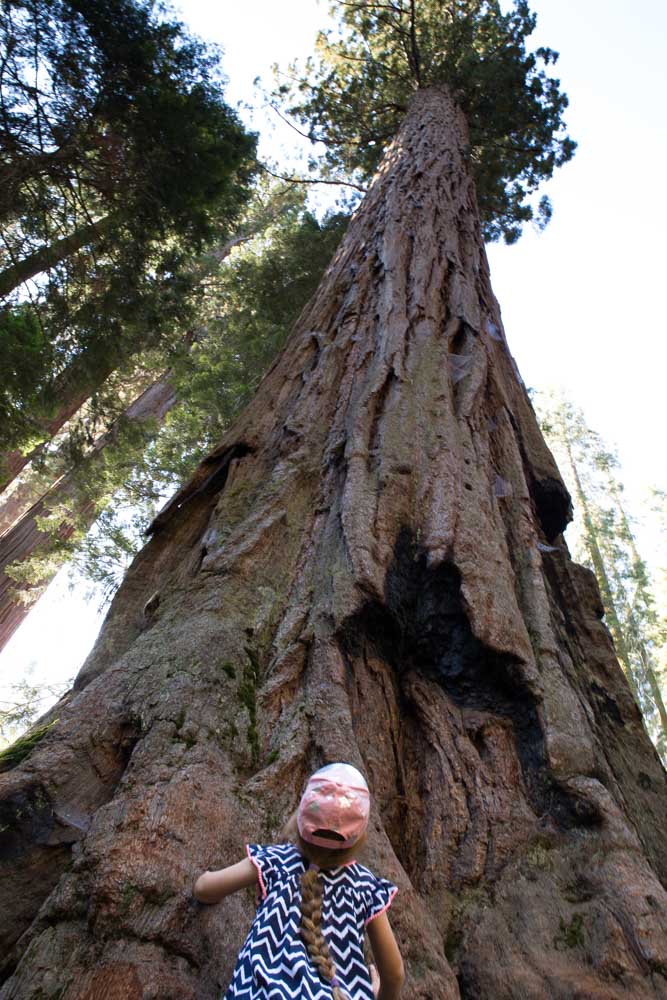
[[1, 279, 198, 495], [1, 88, 666, 1000], [565, 441, 667, 748], [609, 487, 667, 747], [0, 217, 110, 300], [0, 374, 178, 653], [1, 453, 85, 542], [0, 335, 145, 493], [0, 360, 180, 536], [563, 441, 642, 701], [0, 384, 104, 494]]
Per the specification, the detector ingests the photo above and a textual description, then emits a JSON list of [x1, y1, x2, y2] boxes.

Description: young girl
[[194, 762, 404, 999]]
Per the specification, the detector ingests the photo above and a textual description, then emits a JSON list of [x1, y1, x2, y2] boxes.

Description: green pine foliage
[[0, 0, 256, 241], [539, 395, 667, 763], [0, 306, 54, 449], [0, 677, 67, 750], [272, 0, 575, 243], [0, 0, 256, 456]]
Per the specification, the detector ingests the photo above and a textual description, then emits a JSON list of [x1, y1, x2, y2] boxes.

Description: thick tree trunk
[[0, 375, 178, 652], [1, 88, 666, 999]]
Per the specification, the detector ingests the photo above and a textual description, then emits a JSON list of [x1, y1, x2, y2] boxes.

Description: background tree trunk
[[0, 218, 109, 300], [608, 485, 667, 746], [0, 328, 178, 493], [1, 88, 666, 1000], [564, 439, 642, 700], [0, 375, 178, 652], [1, 394, 106, 495]]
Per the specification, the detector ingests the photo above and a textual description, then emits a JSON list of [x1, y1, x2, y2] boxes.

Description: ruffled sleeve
[[364, 875, 398, 925], [246, 843, 278, 901]]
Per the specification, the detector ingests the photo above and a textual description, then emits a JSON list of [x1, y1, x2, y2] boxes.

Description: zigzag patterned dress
[[224, 843, 398, 999]]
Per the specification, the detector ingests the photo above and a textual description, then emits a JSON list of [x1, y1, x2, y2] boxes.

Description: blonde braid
[[300, 867, 348, 1000]]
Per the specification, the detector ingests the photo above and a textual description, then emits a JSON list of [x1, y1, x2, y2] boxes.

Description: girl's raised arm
[[194, 858, 258, 904], [366, 911, 405, 999]]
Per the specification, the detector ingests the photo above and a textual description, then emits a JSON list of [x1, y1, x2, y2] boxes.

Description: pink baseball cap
[[297, 763, 370, 850]]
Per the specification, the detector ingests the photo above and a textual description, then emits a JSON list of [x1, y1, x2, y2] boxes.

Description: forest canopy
[[0, 0, 256, 455]]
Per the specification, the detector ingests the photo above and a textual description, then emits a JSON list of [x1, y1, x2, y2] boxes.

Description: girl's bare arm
[[366, 912, 405, 999], [193, 858, 258, 904]]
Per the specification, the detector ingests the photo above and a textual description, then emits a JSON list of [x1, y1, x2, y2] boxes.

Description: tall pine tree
[[539, 394, 667, 763], [0, 187, 349, 652]]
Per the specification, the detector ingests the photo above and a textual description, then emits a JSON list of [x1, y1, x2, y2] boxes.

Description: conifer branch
[[258, 163, 367, 194]]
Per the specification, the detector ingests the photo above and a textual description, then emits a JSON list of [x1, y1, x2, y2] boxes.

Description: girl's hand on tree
[[193, 858, 257, 903]]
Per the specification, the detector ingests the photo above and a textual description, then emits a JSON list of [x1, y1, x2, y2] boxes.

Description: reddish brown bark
[[1, 88, 666, 999], [0, 375, 178, 652]]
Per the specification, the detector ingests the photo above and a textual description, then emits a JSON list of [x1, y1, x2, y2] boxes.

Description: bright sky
[[1, 0, 666, 725]]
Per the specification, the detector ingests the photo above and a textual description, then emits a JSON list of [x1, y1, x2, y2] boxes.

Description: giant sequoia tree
[[1, 3, 667, 998]]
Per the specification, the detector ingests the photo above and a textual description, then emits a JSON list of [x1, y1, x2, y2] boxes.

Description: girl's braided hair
[[281, 815, 364, 1000], [300, 864, 348, 1000]]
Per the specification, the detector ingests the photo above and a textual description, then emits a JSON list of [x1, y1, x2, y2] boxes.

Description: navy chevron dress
[[224, 843, 398, 999]]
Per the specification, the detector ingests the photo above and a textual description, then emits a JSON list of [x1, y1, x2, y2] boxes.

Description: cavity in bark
[[530, 475, 572, 543], [340, 529, 596, 830], [148, 442, 253, 534]]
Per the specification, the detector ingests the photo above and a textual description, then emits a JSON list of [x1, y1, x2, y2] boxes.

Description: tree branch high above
[[1, 4, 666, 999], [274, 0, 576, 242]]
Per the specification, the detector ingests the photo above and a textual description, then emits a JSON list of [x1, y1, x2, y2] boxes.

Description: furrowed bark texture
[[2, 88, 667, 999]]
